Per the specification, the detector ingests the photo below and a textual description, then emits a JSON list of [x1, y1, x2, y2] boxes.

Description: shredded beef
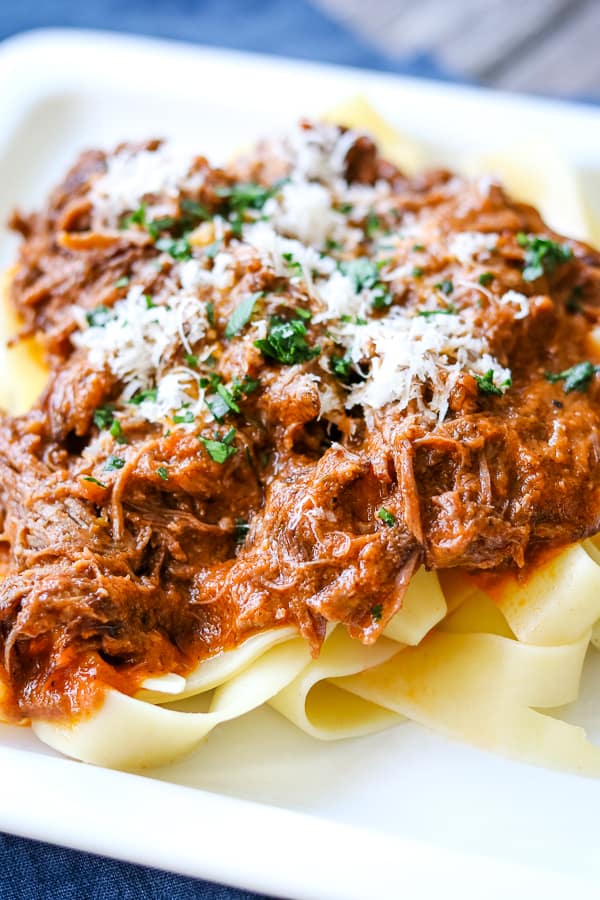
[[1, 124, 600, 721]]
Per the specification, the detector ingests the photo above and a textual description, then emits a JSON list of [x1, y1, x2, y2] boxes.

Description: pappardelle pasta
[[2, 100, 600, 774]]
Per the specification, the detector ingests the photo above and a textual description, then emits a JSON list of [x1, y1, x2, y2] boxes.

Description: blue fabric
[[0, 0, 451, 80], [0, 6, 448, 897]]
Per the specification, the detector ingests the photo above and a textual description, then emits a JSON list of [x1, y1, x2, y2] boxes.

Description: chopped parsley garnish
[[216, 382, 241, 414], [366, 211, 380, 237], [325, 238, 343, 252], [130, 388, 158, 405], [418, 305, 456, 317], [339, 258, 391, 310], [157, 466, 169, 480], [338, 202, 353, 215], [254, 315, 320, 365], [147, 215, 178, 239], [110, 418, 128, 444], [434, 279, 454, 295], [206, 301, 215, 327], [474, 369, 511, 396], [225, 291, 262, 339], [341, 314, 367, 326], [184, 353, 198, 368], [282, 252, 304, 277], [330, 354, 353, 381], [371, 604, 383, 621], [412, 266, 424, 278], [516, 233, 573, 282], [104, 455, 125, 471], [82, 475, 107, 488], [217, 181, 283, 212], [478, 272, 495, 286], [377, 507, 396, 526], [180, 197, 211, 221], [173, 409, 195, 424], [230, 375, 260, 399], [144, 295, 156, 309], [155, 236, 192, 261], [545, 361, 599, 393], [93, 405, 116, 429], [234, 518, 250, 546], [114, 276, 130, 289], [85, 305, 112, 327], [200, 428, 237, 463], [120, 203, 147, 230], [412, 244, 425, 252]]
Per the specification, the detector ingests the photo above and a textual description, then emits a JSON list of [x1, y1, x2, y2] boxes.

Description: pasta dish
[[1, 101, 600, 773]]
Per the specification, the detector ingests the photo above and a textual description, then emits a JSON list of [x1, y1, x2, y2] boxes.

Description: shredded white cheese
[[74, 284, 208, 401], [449, 231, 498, 264], [78, 123, 522, 428]]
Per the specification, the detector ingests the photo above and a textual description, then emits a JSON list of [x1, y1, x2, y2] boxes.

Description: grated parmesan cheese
[[449, 231, 498, 264], [78, 124, 521, 428], [74, 284, 208, 401]]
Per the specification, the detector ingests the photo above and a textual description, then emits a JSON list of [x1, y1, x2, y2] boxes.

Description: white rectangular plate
[[1, 28, 600, 900]]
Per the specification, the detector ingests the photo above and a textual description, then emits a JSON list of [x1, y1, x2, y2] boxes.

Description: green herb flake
[[129, 388, 158, 405], [412, 266, 424, 278], [282, 252, 304, 278], [180, 198, 211, 221], [93, 405, 116, 430], [434, 279, 454, 295], [216, 382, 241, 414], [366, 210, 380, 237], [225, 291, 262, 339], [184, 353, 198, 368], [330, 354, 353, 382], [114, 276, 130, 289], [517, 233, 573, 282], [157, 466, 169, 481], [254, 315, 320, 366], [418, 305, 456, 318], [109, 418, 128, 444], [478, 272, 495, 286], [155, 236, 192, 261], [85, 305, 112, 328], [371, 603, 383, 621], [144, 294, 156, 309], [545, 361, 599, 393], [120, 203, 147, 230], [474, 369, 511, 396], [412, 244, 425, 252], [104, 455, 125, 471], [82, 475, 107, 488], [173, 409, 195, 424], [200, 429, 238, 464], [377, 507, 396, 526]]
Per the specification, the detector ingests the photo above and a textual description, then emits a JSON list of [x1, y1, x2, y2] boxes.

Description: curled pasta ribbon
[[33, 637, 312, 769], [332, 629, 600, 776]]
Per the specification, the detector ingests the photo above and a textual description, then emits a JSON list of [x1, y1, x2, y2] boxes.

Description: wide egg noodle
[[33, 636, 312, 769], [4, 101, 600, 775], [0, 266, 49, 414]]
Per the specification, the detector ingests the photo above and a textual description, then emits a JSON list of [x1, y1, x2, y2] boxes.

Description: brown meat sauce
[[2, 125, 600, 722]]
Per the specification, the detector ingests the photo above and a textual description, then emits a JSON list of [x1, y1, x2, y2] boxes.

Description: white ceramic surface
[[0, 29, 599, 899]]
